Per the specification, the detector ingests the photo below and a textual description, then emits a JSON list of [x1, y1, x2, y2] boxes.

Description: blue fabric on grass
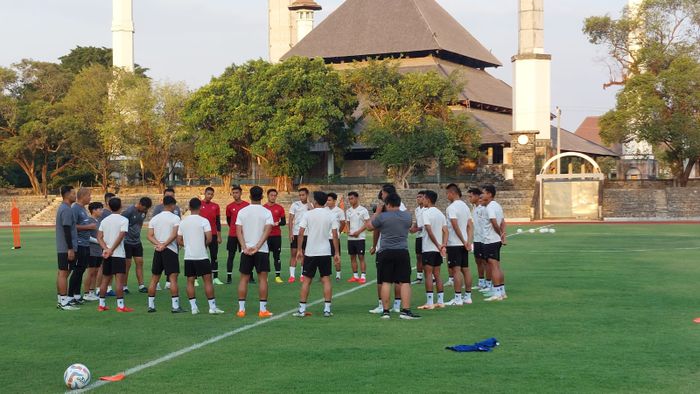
[[446, 338, 499, 352]]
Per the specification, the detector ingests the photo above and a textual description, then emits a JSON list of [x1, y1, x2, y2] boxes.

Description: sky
[[0, 0, 628, 131]]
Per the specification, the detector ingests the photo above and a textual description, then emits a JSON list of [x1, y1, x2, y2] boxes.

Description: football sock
[[208, 298, 216, 309], [299, 302, 307, 313], [336, 271, 341, 279], [227, 272, 233, 282], [289, 267, 296, 278], [393, 299, 401, 310], [259, 300, 267, 312], [148, 296, 155, 309], [426, 292, 434, 305], [417, 272, 424, 280], [353, 272, 359, 279], [275, 271, 281, 277], [437, 292, 444, 304], [117, 298, 125, 308], [324, 301, 332, 313], [238, 299, 246, 311], [171, 296, 179, 309], [189, 298, 197, 310], [99, 297, 106, 307]]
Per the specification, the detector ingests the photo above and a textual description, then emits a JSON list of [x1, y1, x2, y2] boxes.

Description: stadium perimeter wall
[[603, 181, 700, 221]]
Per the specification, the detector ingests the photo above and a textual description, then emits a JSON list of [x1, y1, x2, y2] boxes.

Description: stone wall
[[603, 184, 700, 220]]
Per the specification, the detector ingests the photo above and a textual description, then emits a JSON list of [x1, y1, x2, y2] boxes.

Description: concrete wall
[[603, 183, 700, 220]]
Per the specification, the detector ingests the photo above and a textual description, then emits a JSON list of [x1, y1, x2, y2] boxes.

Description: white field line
[[72, 280, 378, 393]]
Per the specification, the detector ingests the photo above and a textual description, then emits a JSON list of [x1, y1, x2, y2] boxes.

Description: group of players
[[54, 182, 507, 319]]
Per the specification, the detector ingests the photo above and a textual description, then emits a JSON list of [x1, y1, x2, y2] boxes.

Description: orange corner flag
[[11, 200, 21, 249]]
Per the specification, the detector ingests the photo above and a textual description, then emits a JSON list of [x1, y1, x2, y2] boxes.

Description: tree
[[600, 55, 700, 186], [0, 60, 75, 195], [59, 46, 149, 77], [585, 0, 700, 185], [185, 57, 357, 190], [346, 60, 480, 188], [111, 77, 191, 190]]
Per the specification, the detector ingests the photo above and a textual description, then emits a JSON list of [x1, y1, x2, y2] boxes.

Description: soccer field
[[1, 224, 699, 393]]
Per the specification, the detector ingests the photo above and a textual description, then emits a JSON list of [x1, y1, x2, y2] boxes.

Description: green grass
[[1, 224, 699, 393]]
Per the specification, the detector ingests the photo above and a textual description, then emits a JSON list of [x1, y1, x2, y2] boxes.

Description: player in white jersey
[[235, 186, 274, 318], [410, 191, 427, 284], [326, 193, 346, 281], [418, 190, 448, 310], [293, 191, 340, 318], [467, 188, 489, 291], [177, 198, 224, 315], [96, 197, 133, 312], [288, 188, 313, 283], [345, 191, 370, 284], [481, 185, 507, 301], [146, 196, 183, 313], [444, 184, 473, 306]]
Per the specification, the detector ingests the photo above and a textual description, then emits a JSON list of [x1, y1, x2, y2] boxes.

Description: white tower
[[112, 0, 134, 72], [269, 0, 296, 64], [512, 0, 551, 140], [289, 0, 322, 44]]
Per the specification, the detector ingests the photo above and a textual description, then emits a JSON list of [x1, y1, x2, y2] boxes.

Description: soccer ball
[[517, 229, 523, 233], [539, 228, 548, 233], [64, 364, 91, 390], [528, 229, 535, 233], [549, 228, 556, 234]]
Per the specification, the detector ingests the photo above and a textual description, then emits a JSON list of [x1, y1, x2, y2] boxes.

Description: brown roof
[[573, 116, 622, 155], [555, 126, 619, 157], [281, 0, 502, 69]]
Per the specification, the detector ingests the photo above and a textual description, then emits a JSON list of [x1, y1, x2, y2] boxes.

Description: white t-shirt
[[414, 206, 425, 237], [421, 207, 447, 253], [177, 214, 212, 260], [299, 207, 338, 257], [148, 211, 181, 253], [483, 201, 505, 245], [235, 204, 274, 253], [472, 205, 486, 243], [446, 200, 471, 247], [99, 213, 129, 258], [346, 205, 370, 240], [290, 201, 311, 236], [327, 206, 346, 239]]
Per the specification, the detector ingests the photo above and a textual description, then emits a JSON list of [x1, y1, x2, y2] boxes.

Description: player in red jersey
[[264, 189, 286, 283], [225, 185, 250, 284], [199, 187, 223, 285]]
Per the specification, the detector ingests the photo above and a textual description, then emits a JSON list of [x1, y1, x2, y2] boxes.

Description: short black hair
[[231, 184, 242, 192], [250, 186, 264, 202], [298, 187, 309, 194], [267, 188, 278, 196], [424, 190, 438, 204], [189, 198, 202, 211], [88, 202, 103, 213], [382, 184, 397, 194], [313, 191, 327, 206], [446, 183, 462, 197], [327, 192, 338, 201], [60, 185, 74, 198], [417, 190, 426, 196], [164, 187, 175, 195], [108, 197, 122, 212], [104, 192, 116, 202], [385, 193, 402, 208], [467, 187, 482, 196], [482, 184, 497, 197], [139, 197, 153, 209], [163, 195, 177, 206], [347, 191, 359, 198], [205, 187, 215, 193]]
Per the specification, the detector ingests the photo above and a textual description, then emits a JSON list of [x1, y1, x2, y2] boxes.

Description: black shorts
[[102, 257, 127, 276], [184, 259, 212, 277], [483, 242, 502, 262], [473, 242, 484, 260], [377, 249, 411, 284], [422, 251, 443, 267], [447, 246, 469, 268], [57, 253, 75, 271], [152, 249, 180, 276], [291, 235, 308, 250], [125, 243, 144, 259], [329, 240, 342, 256], [415, 238, 423, 255], [76, 246, 90, 269], [347, 240, 366, 256], [227, 236, 241, 253], [268, 236, 282, 257], [302, 255, 332, 278], [88, 255, 103, 268], [239, 252, 270, 275]]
